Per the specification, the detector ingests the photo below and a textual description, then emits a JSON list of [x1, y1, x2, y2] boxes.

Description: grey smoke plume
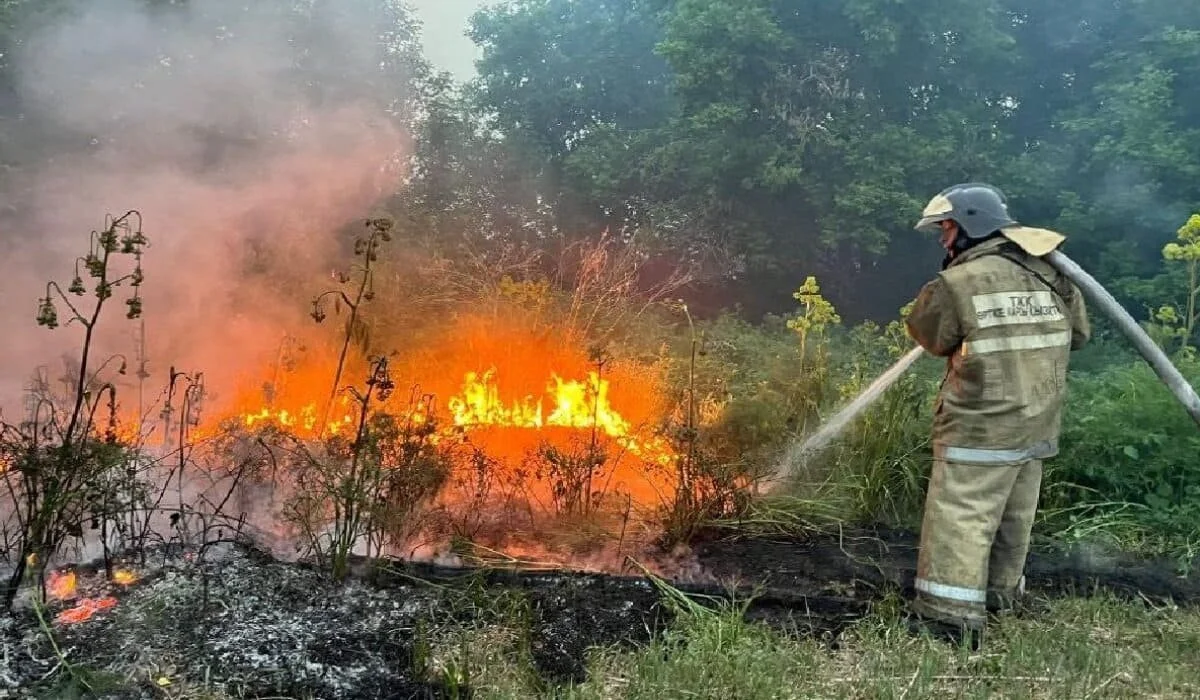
[[0, 0, 421, 416]]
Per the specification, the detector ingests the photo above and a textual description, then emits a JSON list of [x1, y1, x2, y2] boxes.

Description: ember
[[112, 569, 138, 586], [55, 596, 117, 625]]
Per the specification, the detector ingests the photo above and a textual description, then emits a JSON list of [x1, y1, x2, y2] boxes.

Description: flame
[[225, 366, 673, 463], [41, 568, 132, 624], [47, 570, 77, 600], [240, 400, 356, 437], [448, 369, 628, 432], [445, 368, 672, 465], [186, 315, 679, 511], [112, 569, 138, 586]]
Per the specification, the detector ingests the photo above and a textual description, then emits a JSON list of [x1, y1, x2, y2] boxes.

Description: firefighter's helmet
[[915, 183, 1018, 239]]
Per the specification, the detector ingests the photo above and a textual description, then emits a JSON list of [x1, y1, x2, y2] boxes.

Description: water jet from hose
[[766, 248, 1200, 489]]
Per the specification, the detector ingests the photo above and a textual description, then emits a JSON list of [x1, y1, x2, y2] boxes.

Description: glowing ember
[[56, 596, 117, 624], [42, 568, 137, 625], [47, 570, 77, 600], [112, 569, 138, 586]]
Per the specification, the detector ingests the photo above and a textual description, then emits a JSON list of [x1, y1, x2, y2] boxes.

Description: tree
[[423, 0, 1200, 325]]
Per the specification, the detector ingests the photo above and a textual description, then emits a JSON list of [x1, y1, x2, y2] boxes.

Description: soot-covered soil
[[2, 543, 679, 699], [692, 527, 1200, 605], [4, 528, 1197, 699]]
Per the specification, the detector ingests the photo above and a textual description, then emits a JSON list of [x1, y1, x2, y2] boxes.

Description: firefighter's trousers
[[911, 457, 1042, 628]]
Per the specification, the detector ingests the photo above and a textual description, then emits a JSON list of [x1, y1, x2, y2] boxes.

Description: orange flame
[[446, 368, 673, 465], [47, 568, 138, 625], [240, 399, 357, 437], [187, 314, 679, 509], [223, 365, 675, 466], [448, 369, 628, 432], [47, 570, 77, 600]]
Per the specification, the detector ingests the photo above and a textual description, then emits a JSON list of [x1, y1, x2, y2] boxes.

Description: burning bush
[[206, 304, 687, 566], [0, 204, 776, 615], [150, 220, 682, 565], [1, 212, 151, 612], [241, 357, 454, 580]]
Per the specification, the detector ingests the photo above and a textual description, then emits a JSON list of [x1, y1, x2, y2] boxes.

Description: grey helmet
[[914, 183, 1018, 239]]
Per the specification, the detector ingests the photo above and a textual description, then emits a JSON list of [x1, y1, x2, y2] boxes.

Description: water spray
[[771, 344, 926, 481], [768, 248, 1200, 487]]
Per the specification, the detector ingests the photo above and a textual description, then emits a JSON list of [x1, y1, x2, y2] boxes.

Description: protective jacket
[[906, 236, 1091, 466]]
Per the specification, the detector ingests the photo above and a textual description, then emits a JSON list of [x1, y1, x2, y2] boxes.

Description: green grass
[[728, 333, 1200, 565], [452, 592, 1200, 699]]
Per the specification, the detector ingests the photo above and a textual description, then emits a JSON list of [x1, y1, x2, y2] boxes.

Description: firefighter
[[903, 183, 1091, 646]]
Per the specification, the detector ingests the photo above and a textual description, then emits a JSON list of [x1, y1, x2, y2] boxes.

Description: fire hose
[[770, 248, 1200, 484]]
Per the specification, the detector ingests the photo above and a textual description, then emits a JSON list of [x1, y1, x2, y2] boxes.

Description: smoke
[[0, 0, 416, 416]]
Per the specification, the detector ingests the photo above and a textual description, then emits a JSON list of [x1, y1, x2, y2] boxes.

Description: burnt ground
[[3, 528, 1198, 699], [691, 526, 1200, 606]]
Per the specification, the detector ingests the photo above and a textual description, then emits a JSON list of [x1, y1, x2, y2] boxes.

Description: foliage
[[374, 0, 1200, 322], [562, 594, 1200, 699], [393, 583, 1200, 698], [0, 212, 148, 611], [652, 281, 938, 541], [787, 276, 841, 373], [274, 357, 452, 581], [1047, 355, 1200, 553], [646, 257, 1198, 556], [1154, 214, 1200, 350]]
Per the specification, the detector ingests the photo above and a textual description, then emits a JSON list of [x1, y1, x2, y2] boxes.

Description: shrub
[[682, 273, 1199, 559], [1, 212, 149, 610], [1046, 352, 1200, 552]]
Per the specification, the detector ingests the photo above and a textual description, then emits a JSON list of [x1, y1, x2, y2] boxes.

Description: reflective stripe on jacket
[[905, 237, 1091, 465]]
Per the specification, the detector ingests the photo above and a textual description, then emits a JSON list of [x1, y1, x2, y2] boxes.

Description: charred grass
[[6, 215, 1200, 699], [8, 529, 1200, 700]]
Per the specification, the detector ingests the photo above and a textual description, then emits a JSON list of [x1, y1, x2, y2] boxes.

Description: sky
[[409, 0, 485, 80]]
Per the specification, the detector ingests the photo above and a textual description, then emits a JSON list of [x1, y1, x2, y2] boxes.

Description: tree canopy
[[2, 0, 1198, 330], [396, 0, 1200, 325]]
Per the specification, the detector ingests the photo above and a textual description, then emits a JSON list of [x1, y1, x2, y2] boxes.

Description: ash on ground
[[0, 542, 666, 699], [5, 528, 1196, 699]]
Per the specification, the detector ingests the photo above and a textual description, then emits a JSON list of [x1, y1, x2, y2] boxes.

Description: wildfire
[[240, 401, 357, 437], [222, 365, 674, 464], [446, 368, 673, 464], [45, 567, 138, 624], [449, 369, 627, 432], [113, 569, 138, 586], [190, 315, 678, 506], [47, 569, 76, 600], [56, 596, 117, 625]]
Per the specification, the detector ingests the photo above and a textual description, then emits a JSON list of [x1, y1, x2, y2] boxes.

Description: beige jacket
[[906, 237, 1091, 465]]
